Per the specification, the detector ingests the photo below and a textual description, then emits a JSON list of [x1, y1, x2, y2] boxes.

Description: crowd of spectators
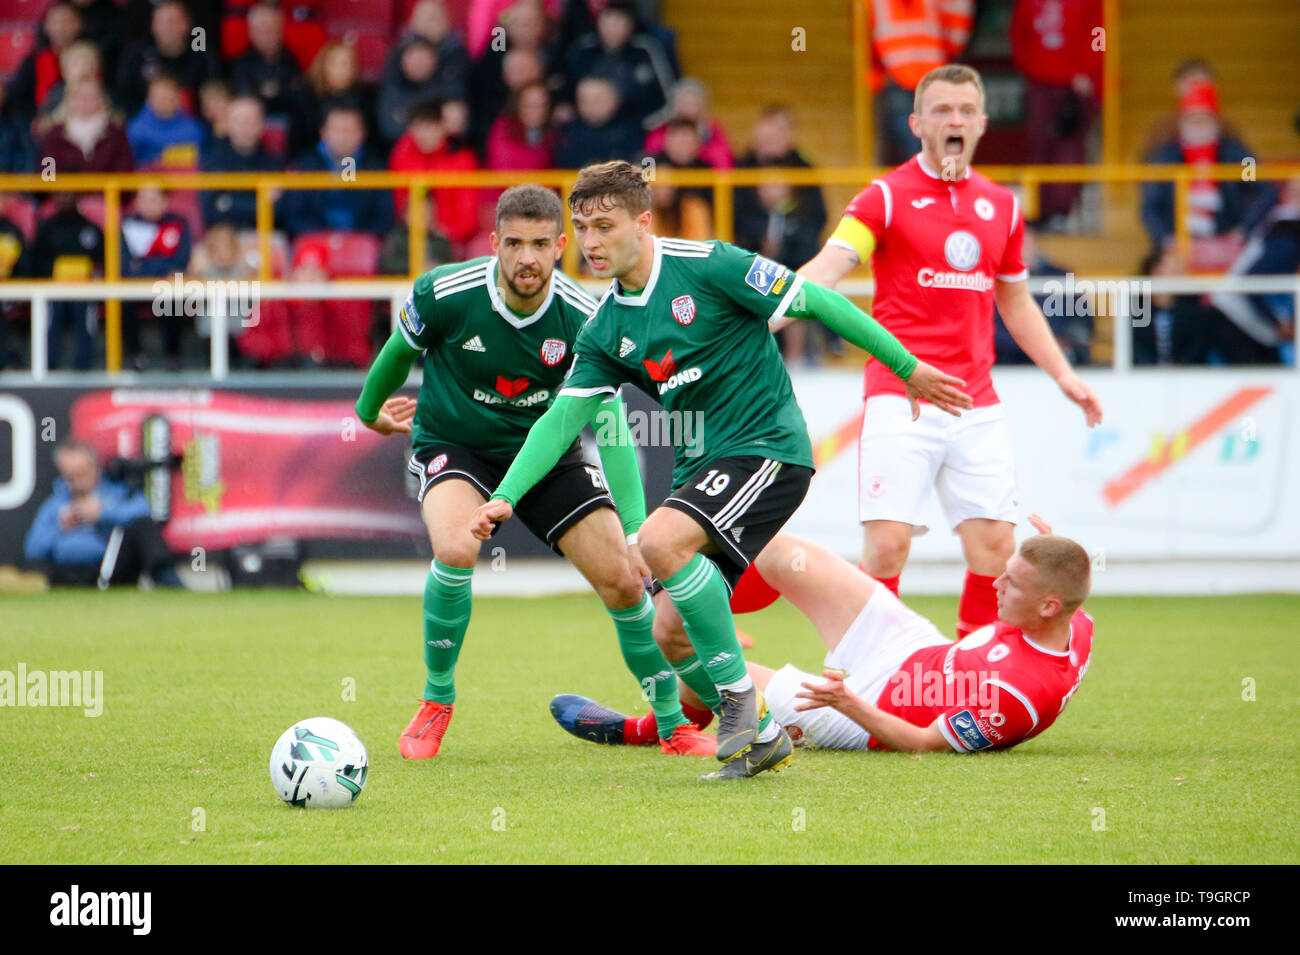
[[0, 2, 1293, 373], [1, 0, 732, 370]]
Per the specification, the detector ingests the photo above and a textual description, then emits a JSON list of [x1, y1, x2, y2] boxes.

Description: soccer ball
[[269, 717, 369, 808]]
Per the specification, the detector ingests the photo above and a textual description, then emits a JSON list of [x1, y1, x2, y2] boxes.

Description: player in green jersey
[[470, 162, 972, 779], [355, 184, 715, 760]]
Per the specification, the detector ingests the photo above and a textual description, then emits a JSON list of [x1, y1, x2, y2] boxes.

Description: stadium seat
[[0, 0, 45, 26], [317, 0, 395, 32], [237, 229, 290, 278], [0, 195, 36, 241], [76, 194, 107, 230], [0, 26, 35, 82], [293, 230, 381, 277], [221, 7, 327, 72]]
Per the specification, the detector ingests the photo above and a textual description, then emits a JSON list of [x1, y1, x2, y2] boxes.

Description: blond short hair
[[913, 64, 985, 114], [1019, 535, 1092, 614]]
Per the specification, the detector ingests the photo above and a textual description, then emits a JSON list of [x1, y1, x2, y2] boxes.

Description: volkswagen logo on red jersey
[[427, 454, 448, 475], [671, 294, 696, 325], [540, 338, 567, 366], [944, 231, 981, 271]]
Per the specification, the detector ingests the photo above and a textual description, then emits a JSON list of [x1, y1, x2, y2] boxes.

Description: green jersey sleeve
[[395, 270, 445, 351], [492, 393, 604, 506], [786, 281, 918, 381], [355, 329, 422, 423], [709, 241, 807, 324], [591, 391, 646, 536]]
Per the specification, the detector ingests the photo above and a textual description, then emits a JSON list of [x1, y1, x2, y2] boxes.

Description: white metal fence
[[3, 275, 1298, 380]]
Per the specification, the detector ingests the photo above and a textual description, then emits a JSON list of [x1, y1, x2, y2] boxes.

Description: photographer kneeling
[[23, 440, 182, 588]]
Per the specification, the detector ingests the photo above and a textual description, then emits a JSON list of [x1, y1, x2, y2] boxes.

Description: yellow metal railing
[[3, 162, 1299, 372]]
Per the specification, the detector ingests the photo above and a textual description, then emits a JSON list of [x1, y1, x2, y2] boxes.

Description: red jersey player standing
[[793, 63, 1103, 637]]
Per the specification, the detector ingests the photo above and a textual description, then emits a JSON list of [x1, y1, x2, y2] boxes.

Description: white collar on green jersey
[[485, 256, 556, 328], [611, 236, 664, 307]]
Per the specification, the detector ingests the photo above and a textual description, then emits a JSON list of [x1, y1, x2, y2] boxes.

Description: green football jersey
[[398, 257, 599, 454], [560, 237, 814, 488]]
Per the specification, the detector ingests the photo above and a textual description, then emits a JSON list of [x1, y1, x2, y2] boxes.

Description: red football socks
[[625, 700, 716, 744]]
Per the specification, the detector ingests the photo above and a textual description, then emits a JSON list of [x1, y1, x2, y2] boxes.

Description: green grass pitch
[[2, 589, 1297, 864]]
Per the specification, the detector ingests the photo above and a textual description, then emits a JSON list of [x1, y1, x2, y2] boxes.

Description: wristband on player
[[626, 532, 638, 546]]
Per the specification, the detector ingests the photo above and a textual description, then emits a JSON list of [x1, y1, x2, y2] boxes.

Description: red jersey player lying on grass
[[551, 516, 1093, 753]]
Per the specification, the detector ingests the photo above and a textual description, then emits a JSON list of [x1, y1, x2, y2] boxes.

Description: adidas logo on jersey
[[729, 526, 744, 542], [462, 336, 486, 352], [619, 337, 637, 358]]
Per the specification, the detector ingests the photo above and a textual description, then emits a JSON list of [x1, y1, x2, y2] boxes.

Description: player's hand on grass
[[905, 361, 973, 420], [1056, 372, 1103, 427], [1028, 513, 1053, 535], [364, 396, 417, 435], [794, 668, 855, 713], [470, 498, 513, 541]]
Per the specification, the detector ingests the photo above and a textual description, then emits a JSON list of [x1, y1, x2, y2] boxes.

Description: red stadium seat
[[317, 0, 395, 32], [293, 230, 381, 277], [236, 229, 290, 278], [222, 9, 326, 72], [0, 26, 35, 81], [0, 0, 46, 26], [76, 194, 106, 230], [0, 195, 36, 240]]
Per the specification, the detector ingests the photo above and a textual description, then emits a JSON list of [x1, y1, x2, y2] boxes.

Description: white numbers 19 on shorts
[[694, 469, 731, 496]]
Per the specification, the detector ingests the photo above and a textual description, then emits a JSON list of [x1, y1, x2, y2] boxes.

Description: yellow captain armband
[[827, 215, 877, 265]]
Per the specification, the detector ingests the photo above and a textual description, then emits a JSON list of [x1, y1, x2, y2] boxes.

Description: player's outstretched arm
[[995, 279, 1103, 426], [786, 281, 974, 418], [469, 393, 603, 540], [589, 392, 647, 539], [795, 669, 951, 753], [771, 243, 862, 333], [354, 330, 422, 434]]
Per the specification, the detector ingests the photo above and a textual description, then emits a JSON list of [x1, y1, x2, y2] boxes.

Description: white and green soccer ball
[[270, 717, 368, 808]]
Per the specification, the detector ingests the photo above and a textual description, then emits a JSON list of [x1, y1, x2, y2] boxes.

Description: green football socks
[[608, 593, 687, 739], [662, 554, 750, 688], [422, 560, 474, 704]]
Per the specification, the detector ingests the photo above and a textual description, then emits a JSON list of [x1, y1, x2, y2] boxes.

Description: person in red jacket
[[1010, 0, 1105, 226], [6, 1, 83, 119], [389, 99, 482, 254], [486, 82, 556, 173]]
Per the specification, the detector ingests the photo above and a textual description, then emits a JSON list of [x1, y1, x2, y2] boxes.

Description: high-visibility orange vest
[[869, 0, 974, 92]]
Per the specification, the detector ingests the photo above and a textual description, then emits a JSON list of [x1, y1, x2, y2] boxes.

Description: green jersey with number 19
[[397, 257, 599, 454], [560, 237, 814, 488]]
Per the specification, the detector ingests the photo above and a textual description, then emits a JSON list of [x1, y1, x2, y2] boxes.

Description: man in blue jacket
[[275, 104, 394, 239], [23, 440, 181, 587]]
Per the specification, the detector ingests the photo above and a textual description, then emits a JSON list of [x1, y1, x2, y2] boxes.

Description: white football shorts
[[857, 395, 1019, 535], [765, 585, 952, 750]]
